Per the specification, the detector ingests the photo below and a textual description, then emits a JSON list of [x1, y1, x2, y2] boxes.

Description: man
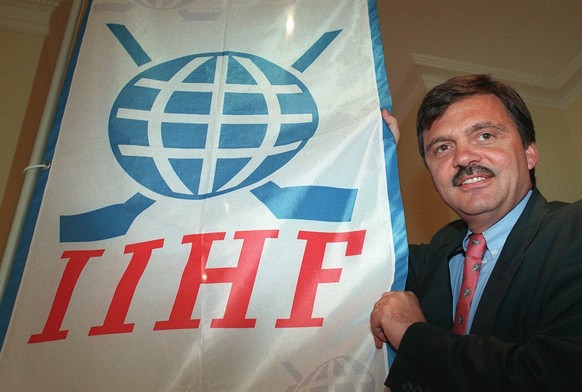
[[370, 74, 582, 391]]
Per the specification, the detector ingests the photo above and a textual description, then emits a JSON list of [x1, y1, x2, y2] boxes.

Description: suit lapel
[[472, 190, 549, 333]]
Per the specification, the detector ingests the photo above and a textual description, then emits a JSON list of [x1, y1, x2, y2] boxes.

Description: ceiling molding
[[410, 52, 582, 109], [0, 0, 61, 35]]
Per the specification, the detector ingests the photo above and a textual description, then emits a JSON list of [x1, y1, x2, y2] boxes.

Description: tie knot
[[466, 233, 486, 259]]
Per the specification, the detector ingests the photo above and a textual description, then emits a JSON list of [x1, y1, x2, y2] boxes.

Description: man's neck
[[464, 189, 533, 233]]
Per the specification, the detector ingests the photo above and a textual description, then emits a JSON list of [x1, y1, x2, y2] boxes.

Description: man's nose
[[452, 143, 481, 168]]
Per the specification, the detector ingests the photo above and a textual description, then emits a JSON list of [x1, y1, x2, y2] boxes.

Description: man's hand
[[370, 291, 426, 350], [382, 109, 400, 145]]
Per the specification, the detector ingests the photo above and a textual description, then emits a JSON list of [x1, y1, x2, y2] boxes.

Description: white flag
[[0, 0, 408, 390]]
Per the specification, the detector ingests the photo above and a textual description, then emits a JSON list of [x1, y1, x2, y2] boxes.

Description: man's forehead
[[426, 96, 513, 131]]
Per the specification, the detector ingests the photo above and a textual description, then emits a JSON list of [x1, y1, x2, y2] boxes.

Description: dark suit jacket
[[386, 189, 582, 392]]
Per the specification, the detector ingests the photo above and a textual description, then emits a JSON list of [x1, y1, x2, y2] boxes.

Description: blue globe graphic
[[109, 51, 318, 199], [287, 356, 375, 392]]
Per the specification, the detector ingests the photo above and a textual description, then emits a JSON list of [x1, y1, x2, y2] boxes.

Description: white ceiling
[[2, 0, 582, 117]]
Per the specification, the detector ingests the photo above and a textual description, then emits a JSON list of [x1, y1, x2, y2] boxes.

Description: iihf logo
[[110, 49, 318, 199], [60, 24, 358, 242]]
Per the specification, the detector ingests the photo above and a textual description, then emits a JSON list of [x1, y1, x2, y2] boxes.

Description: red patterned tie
[[452, 233, 486, 335]]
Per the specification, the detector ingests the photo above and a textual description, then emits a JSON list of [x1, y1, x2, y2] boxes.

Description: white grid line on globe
[[115, 54, 313, 195]]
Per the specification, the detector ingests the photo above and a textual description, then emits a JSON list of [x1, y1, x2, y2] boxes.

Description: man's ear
[[525, 143, 538, 170]]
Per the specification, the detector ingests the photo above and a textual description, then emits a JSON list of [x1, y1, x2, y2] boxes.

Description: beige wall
[[0, 0, 72, 260], [0, 30, 44, 260], [0, 30, 43, 196], [530, 94, 582, 204]]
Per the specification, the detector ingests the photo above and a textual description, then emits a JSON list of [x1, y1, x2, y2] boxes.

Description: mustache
[[452, 164, 495, 186]]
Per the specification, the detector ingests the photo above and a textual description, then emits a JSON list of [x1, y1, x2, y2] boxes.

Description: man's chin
[[452, 199, 499, 220]]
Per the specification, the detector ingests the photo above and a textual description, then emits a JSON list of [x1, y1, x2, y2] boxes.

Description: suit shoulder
[[430, 219, 466, 246], [409, 220, 465, 260], [547, 198, 582, 215], [544, 198, 582, 228]]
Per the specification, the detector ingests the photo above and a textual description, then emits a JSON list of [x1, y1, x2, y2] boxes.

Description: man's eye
[[435, 144, 449, 153], [479, 132, 493, 140]]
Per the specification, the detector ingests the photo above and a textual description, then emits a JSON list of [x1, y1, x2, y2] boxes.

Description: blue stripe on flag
[[107, 23, 152, 66], [292, 30, 342, 72], [251, 181, 357, 222], [60, 193, 155, 242], [368, 0, 409, 367], [368, 0, 408, 291]]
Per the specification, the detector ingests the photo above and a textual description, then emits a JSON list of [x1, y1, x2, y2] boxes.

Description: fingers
[[373, 331, 387, 349], [370, 291, 426, 350], [370, 300, 388, 349], [381, 108, 400, 145]]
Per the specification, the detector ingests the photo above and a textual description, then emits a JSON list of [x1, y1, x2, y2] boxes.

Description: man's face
[[422, 94, 538, 232]]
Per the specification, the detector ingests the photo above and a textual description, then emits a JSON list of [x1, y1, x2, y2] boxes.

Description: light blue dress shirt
[[449, 190, 532, 333]]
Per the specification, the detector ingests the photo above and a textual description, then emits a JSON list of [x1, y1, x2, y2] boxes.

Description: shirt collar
[[463, 190, 533, 261]]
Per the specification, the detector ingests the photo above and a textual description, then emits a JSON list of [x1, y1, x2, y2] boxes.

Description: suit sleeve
[[404, 244, 429, 292], [386, 220, 582, 392]]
